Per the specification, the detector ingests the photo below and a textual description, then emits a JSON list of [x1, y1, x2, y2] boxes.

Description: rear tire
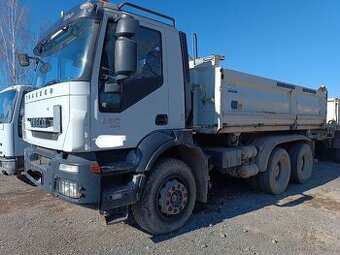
[[289, 143, 314, 183], [258, 148, 291, 195], [132, 158, 196, 235]]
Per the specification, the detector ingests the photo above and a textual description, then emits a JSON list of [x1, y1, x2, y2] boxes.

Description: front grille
[[32, 131, 59, 140]]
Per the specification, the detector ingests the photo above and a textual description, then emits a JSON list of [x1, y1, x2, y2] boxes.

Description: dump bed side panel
[[191, 64, 327, 133]]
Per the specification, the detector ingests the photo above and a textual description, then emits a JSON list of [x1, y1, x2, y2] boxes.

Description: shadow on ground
[[149, 160, 340, 243], [13, 159, 340, 243]]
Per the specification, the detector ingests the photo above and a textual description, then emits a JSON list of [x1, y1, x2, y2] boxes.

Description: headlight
[[56, 178, 82, 199], [59, 164, 79, 173]]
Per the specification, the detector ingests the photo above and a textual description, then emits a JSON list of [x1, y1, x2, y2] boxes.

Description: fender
[[136, 130, 209, 202], [252, 134, 313, 172], [135, 130, 175, 173]]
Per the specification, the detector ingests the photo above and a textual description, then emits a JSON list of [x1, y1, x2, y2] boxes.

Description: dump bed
[[190, 57, 327, 134]]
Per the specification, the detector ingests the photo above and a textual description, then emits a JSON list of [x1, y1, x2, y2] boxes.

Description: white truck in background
[[327, 98, 339, 124], [326, 98, 340, 161], [0, 85, 33, 175], [19, 1, 336, 234]]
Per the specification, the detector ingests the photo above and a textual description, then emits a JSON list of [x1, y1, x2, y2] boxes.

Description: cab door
[[91, 16, 169, 150]]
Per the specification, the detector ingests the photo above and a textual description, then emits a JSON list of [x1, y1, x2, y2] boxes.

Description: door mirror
[[18, 53, 30, 67], [115, 15, 139, 81], [116, 14, 139, 38]]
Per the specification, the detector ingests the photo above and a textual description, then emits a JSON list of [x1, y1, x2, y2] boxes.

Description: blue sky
[[23, 0, 340, 97]]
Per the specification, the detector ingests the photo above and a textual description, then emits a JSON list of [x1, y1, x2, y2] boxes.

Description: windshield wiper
[[43, 79, 60, 87]]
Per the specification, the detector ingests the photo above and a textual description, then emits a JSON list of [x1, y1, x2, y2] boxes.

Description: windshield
[[0, 90, 16, 123], [33, 18, 99, 88]]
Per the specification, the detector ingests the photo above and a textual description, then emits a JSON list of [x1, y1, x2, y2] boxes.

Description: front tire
[[132, 158, 196, 235], [258, 148, 291, 195]]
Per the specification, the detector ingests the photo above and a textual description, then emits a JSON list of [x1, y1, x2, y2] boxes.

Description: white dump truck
[[0, 85, 33, 175], [19, 1, 334, 234]]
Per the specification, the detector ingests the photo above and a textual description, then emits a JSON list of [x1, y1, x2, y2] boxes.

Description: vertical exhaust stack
[[192, 33, 198, 65]]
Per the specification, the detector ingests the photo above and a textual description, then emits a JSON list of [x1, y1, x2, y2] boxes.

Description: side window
[[134, 28, 162, 79], [99, 22, 163, 113]]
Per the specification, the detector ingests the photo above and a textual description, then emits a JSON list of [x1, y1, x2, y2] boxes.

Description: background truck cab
[[0, 85, 33, 175]]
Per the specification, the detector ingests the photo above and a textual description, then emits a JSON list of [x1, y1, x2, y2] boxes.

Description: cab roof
[[0, 85, 33, 94]]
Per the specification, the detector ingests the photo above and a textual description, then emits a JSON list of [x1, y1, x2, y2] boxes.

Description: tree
[[0, 0, 33, 87]]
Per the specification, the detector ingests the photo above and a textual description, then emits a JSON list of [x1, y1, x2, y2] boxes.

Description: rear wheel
[[132, 158, 196, 235], [289, 143, 314, 183], [258, 148, 291, 195]]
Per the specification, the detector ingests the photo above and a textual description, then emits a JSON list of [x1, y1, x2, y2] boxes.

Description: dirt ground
[[0, 160, 339, 255]]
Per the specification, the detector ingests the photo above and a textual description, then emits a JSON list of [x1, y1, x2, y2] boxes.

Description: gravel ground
[[0, 160, 339, 255]]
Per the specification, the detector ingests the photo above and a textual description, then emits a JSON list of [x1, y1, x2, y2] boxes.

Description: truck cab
[[23, 1, 191, 224], [0, 85, 33, 175]]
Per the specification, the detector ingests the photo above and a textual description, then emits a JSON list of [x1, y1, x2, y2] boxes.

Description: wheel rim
[[157, 178, 188, 219]]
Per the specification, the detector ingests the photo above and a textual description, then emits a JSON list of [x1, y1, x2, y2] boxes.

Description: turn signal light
[[100, 0, 109, 2], [90, 163, 101, 174]]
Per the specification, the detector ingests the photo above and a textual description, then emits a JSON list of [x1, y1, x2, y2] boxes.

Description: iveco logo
[[30, 118, 53, 128]]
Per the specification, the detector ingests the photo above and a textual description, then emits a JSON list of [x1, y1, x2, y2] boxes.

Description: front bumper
[[0, 157, 16, 175], [24, 146, 144, 211], [0, 157, 22, 175], [0, 156, 25, 175], [24, 146, 101, 205]]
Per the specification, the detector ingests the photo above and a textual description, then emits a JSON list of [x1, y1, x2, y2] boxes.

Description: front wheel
[[132, 158, 196, 235]]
